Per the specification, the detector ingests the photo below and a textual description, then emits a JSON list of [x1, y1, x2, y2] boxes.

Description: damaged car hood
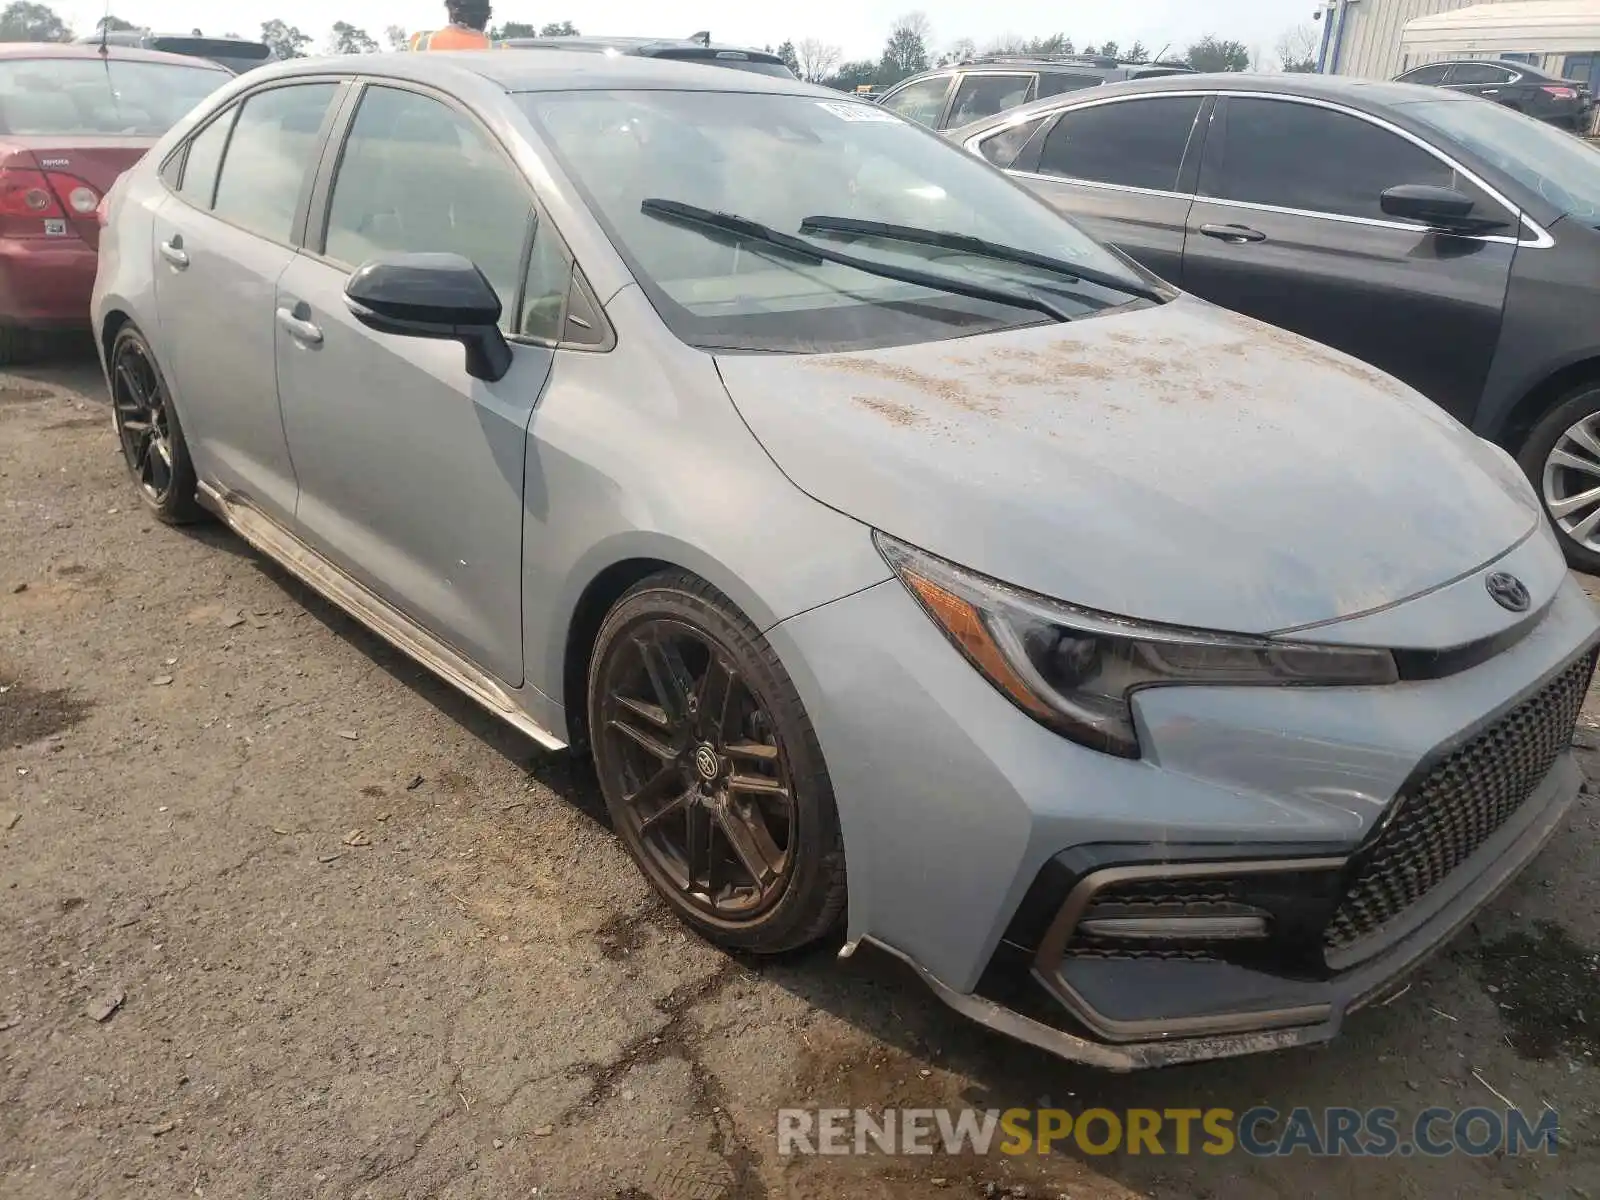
[[714, 298, 1541, 634]]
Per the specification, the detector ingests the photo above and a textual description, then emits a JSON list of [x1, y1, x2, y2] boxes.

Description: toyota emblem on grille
[[1486, 572, 1531, 613]]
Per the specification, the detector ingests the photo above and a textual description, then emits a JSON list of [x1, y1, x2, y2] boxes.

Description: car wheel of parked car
[[1520, 383, 1600, 573], [587, 571, 847, 953], [110, 325, 203, 525]]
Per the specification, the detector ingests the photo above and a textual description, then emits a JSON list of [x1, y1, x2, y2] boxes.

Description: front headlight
[[875, 533, 1399, 758]]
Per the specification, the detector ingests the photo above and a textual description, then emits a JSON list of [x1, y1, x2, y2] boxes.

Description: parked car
[[499, 35, 795, 78], [953, 72, 1600, 570], [1395, 58, 1593, 130], [76, 31, 275, 76], [95, 51, 1600, 1069], [0, 43, 231, 364], [878, 54, 1194, 131]]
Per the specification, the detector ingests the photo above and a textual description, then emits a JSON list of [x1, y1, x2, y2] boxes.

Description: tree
[[385, 24, 408, 51], [1276, 24, 1320, 73], [490, 22, 537, 39], [878, 11, 931, 84], [1125, 40, 1150, 63], [795, 38, 841, 83], [1097, 39, 1119, 60], [1080, 44, 1097, 56], [776, 39, 799, 75], [328, 21, 379, 54], [540, 21, 579, 37], [96, 14, 139, 33], [1186, 35, 1251, 73], [260, 19, 312, 59], [821, 59, 878, 92], [939, 36, 975, 66], [0, 2, 71, 42]]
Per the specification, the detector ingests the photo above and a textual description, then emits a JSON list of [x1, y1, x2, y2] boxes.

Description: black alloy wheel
[[589, 573, 847, 953], [110, 326, 201, 524]]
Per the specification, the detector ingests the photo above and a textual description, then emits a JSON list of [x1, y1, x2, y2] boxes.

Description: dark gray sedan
[[953, 73, 1600, 570]]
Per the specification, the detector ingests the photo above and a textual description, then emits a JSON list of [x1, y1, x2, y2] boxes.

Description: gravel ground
[[3, 354, 1600, 1200]]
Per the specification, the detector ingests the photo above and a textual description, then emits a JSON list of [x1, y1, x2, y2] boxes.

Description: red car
[[0, 43, 229, 364]]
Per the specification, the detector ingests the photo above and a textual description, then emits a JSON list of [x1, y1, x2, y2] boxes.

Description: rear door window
[[1203, 97, 1461, 221], [880, 75, 953, 127], [1446, 63, 1516, 85], [947, 73, 1036, 127], [177, 108, 237, 208], [1036, 96, 1203, 192], [975, 115, 1049, 167], [321, 85, 535, 330], [210, 83, 339, 243], [1398, 63, 1450, 85]]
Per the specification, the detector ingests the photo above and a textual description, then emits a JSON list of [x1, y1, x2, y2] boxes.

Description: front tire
[[110, 325, 203, 525], [587, 571, 847, 954], [1518, 382, 1600, 573]]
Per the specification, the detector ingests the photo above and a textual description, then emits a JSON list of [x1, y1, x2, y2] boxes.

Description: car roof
[[979, 70, 1481, 118], [256, 48, 821, 94], [1415, 56, 1562, 74], [945, 70, 1490, 143], [0, 40, 232, 69], [503, 35, 783, 58]]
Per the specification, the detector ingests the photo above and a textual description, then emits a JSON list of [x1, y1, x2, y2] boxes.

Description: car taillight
[[0, 167, 65, 218], [45, 172, 101, 216], [1541, 85, 1579, 99]]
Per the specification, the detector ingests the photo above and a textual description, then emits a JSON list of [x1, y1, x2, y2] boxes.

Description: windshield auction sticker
[[815, 101, 902, 123]]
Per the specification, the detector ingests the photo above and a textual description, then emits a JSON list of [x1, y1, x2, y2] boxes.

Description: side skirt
[[197, 481, 568, 752]]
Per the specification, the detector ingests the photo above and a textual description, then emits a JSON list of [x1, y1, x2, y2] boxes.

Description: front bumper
[[0, 235, 97, 329], [766, 530, 1600, 1069]]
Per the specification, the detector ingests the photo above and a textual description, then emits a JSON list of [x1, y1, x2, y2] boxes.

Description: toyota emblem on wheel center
[[1486, 572, 1531, 613]]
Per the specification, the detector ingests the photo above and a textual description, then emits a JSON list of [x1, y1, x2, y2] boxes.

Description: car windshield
[[518, 88, 1152, 352], [1399, 97, 1600, 223], [0, 57, 229, 136]]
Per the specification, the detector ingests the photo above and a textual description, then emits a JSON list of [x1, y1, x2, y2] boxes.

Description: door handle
[[276, 306, 324, 346], [159, 238, 188, 268], [1199, 223, 1267, 244], [1483, 88, 1500, 95]]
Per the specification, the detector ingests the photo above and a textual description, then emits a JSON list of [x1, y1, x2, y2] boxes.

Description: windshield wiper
[[639, 198, 1075, 323], [798, 215, 1167, 305]]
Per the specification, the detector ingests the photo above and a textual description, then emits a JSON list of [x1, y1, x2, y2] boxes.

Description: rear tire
[[109, 325, 204, 525], [586, 570, 847, 954], [1517, 383, 1600, 573]]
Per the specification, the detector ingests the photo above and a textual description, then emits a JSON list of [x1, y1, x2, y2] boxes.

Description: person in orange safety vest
[[409, 0, 496, 50]]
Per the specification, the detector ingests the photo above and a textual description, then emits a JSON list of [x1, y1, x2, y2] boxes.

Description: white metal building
[[1318, 0, 1600, 88]]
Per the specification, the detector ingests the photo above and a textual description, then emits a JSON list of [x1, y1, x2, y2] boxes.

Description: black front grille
[[1324, 650, 1596, 956]]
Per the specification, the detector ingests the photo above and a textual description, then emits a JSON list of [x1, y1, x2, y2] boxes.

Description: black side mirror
[[345, 252, 513, 382], [1379, 184, 1512, 236]]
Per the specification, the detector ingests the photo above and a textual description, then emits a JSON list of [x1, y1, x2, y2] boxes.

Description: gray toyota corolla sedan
[[93, 51, 1600, 1069]]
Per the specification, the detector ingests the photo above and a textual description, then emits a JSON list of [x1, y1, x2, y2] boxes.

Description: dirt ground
[[3, 352, 1600, 1200]]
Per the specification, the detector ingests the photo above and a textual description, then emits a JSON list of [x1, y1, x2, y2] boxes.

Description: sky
[[53, 0, 1317, 64]]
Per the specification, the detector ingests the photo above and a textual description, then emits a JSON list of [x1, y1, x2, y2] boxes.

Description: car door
[[1181, 95, 1518, 420], [274, 82, 568, 687], [879, 73, 956, 128], [943, 71, 1038, 130], [1005, 93, 1209, 285], [151, 80, 344, 523]]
